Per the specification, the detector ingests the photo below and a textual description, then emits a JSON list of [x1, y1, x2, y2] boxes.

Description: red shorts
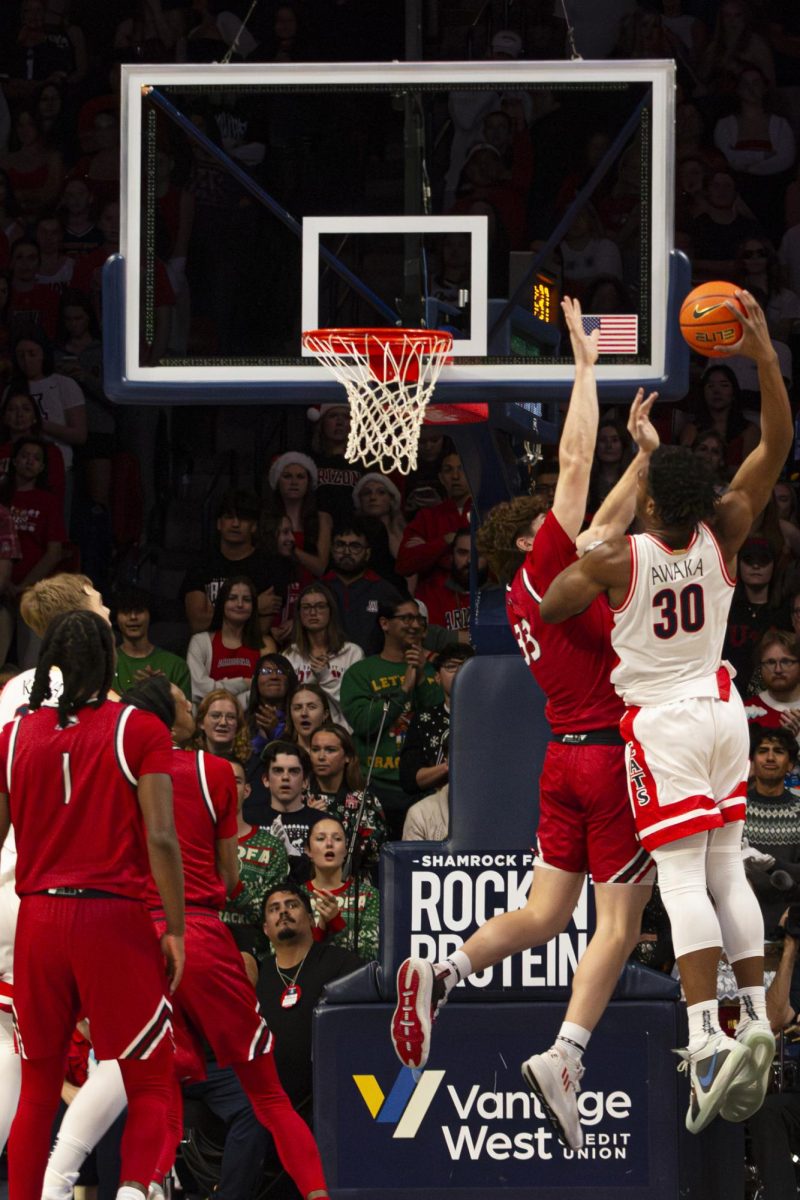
[[152, 910, 272, 1069], [14, 894, 172, 1062], [536, 741, 654, 884]]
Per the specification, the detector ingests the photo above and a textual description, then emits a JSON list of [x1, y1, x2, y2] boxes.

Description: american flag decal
[[581, 314, 638, 353]]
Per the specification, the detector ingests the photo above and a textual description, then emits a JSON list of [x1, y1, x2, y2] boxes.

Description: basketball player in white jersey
[[540, 290, 792, 1135]]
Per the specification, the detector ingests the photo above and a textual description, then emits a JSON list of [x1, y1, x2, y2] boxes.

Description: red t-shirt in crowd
[[506, 510, 624, 734], [0, 442, 66, 501], [423, 580, 470, 635], [0, 702, 173, 898], [8, 486, 67, 585], [144, 747, 237, 912], [209, 631, 261, 682]]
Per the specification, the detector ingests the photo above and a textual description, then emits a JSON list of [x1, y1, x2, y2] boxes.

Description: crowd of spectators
[[1, 0, 800, 1193]]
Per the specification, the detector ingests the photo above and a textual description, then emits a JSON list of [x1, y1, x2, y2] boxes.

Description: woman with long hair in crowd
[[0, 106, 63, 221], [0, 385, 65, 498], [774, 480, 800, 532], [352, 472, 408, 585], [187, 574, 272, 705], [262, 450, 332, 578], [0, 435, 67, 665], [689, 427, 729, 493], [192, 687, 251, 762], [260, 512, 304, 644], [11, 326, 87, 483], [353, 473, 407, 560], [284, 582, 362, 722], [307, 722, 388, 877], [587, 417, 634, 513], [679, 362, 759, 466], [285, 681, 331, 753], [712, 65, 795, 241], [302, 815, 380, 960]]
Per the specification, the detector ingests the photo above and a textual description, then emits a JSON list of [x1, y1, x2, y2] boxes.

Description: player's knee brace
[[651, 832, 722, 958], [705, 821, 764, 963]]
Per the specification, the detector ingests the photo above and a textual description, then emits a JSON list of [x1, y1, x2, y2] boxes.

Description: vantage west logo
[[353, 1067, 633, 1161]]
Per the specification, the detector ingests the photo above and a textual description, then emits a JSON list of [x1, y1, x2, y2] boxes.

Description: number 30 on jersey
[[652, 583, 705, 639]]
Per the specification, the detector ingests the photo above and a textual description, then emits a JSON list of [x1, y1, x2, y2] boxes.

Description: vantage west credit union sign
[[315, 1000, 680, 1196], [314, 840, 683, 1197]]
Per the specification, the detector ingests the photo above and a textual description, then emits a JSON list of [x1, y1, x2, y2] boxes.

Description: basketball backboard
[[109, 59, 686, 405]]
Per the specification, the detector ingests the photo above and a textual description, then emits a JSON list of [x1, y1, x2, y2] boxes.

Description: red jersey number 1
[[62, 752, 72, 804]]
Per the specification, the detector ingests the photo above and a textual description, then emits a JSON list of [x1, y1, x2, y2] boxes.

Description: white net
[[302, 328, 453, 475]]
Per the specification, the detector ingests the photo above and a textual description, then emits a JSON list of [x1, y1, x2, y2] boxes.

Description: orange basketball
[[679, 281, 745, 357]]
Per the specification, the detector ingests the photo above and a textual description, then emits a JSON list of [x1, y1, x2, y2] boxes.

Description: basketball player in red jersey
[[391, 297, 658, 1152], [542, 291, 792, 1135], [123, 676, 330, 1200], [0, 610, 185, 1200]]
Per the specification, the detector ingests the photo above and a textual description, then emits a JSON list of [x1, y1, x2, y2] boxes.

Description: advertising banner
[[315, 999, 681, 1198], [381, 843, 594, 998]]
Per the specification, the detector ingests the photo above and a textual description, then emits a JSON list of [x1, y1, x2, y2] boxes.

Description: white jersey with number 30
[[609, 522, 735, 706]]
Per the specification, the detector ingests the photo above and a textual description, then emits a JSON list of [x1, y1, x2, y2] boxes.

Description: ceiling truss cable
[[557, 0, 583, 61], [221, 0, 261, 64]]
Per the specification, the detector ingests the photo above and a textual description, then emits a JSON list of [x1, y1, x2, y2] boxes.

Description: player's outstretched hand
[[161, 932, 185, 993], [562, 296, 599, 368], [627, 388, 659, 454], [716, 288, 774, 364]]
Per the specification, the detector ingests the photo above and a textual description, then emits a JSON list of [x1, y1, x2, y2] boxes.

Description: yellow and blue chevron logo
[[353, 1068, 446, 1138]]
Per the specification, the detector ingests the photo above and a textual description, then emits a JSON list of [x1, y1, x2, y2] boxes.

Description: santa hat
[[268, 451, 319, 492], [352, 472, 402, 512], [306, 403, 350, 422]]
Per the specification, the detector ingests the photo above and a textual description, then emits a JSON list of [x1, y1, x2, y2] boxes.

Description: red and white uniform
[[148, 747, 274, 1068], [0, 701, 174, 1061], [611, 522, 749, 851], [144, 749, 238, 913], [506, 511, 653, 884]]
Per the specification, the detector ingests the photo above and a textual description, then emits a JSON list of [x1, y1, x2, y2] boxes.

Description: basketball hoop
[[301, 327, 454, 475]]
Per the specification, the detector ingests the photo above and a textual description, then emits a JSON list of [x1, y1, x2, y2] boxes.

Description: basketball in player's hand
[[679, 281, 746, 356]]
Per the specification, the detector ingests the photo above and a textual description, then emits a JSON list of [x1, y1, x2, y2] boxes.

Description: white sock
[[738, 985, 768, 1027], [555, 1021, 591, 1065], [687, 999, 722, 1050], [435, 949, 472, 995]]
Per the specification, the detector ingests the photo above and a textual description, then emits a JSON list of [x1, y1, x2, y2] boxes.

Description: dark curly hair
[[476, 495, 550, 584], [646, 445, 718, 529]]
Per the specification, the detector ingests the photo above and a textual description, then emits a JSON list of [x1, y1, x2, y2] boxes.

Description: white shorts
[[620, 688, 749, 852]]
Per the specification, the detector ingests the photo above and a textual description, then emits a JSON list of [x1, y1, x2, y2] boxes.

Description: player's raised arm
[[713, 290, 793, 559], [550, 296, 600, 541], [540, 535, 631, 622], [576, 388, 659, 552]]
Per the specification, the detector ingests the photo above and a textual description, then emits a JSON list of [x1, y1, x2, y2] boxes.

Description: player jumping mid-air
[[391, 297, 658, 1151], [541, 290, 791, 1133]]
